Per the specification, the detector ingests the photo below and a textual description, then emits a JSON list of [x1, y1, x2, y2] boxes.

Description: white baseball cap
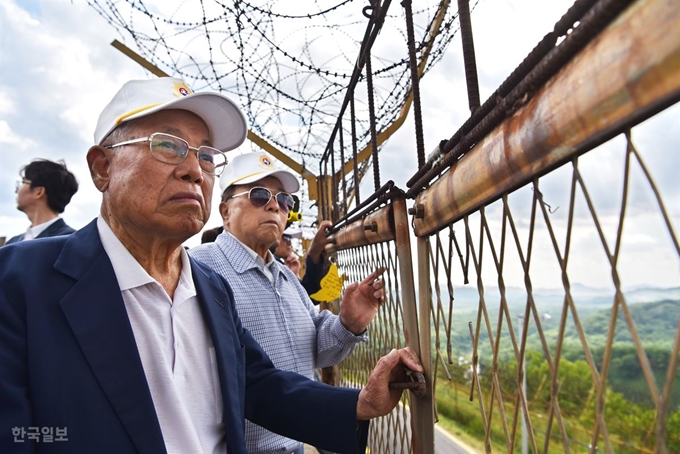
[[283, 227, 302, 239], [94, 77, 248, 152], [219, 151, 300, 194]]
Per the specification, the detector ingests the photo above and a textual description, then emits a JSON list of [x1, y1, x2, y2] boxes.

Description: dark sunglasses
[[228, 187, 295, 213]]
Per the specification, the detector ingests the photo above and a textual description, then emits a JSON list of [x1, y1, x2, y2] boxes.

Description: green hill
[[434, 298, 679, 410]]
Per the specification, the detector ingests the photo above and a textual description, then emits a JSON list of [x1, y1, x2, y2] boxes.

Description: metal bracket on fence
[[364, 221, 378, 232], [408, 203, 425, 218], [389, 368, 427, 397]]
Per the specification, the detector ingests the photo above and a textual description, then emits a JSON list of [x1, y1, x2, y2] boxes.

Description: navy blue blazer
[[5, 218, 76, 244], [0, 220, 361, 454]]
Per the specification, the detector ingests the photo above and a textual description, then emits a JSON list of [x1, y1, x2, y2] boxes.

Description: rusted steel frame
[[365, 54, 382, 192], [480, 204, 540, 452], [529, 183, 578, 452], [463, 215, 499, 453], [405, 0, 603, 189], [476, 209, 513, 449], [406, 0, 634, 195], [445, 228, 456, 361], [401, 0, 427, 169], [320, 0, 393, 163], [452, 227, 470, 284], [411, 0, 680, 237], [350, 95, 361, 205], [624, 133, 680, 452], [435, 231, 455, 363], [428, 237, 444, 363], [327, 204, 395, 253], [330, 180, 394, 234], [609, 138, 665, 414], [577, 146, 661, 397], [337, 0, 451, 183], [427, 234, 459, 411], [575, 149, 668, 451], [467, 321, 491, 454], [530, 175, 584, 454], [406, 236, 437, 452], [568, 163, 615, 453], [425, 239, 453, 386], [392, 196, 434, 454], [339, 118, 347, 217], [318, 161, 326, 220], [530, 182, 577, 450], [457, 0, 480, 113], [330, 142, 338, 223]]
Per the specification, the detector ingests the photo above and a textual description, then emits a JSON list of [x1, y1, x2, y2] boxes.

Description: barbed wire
[[86, 0, 463, 165]]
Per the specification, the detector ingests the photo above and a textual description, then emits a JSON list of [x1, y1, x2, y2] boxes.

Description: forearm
[[314, 314, 367, 368], [243, 325, 361, 453]]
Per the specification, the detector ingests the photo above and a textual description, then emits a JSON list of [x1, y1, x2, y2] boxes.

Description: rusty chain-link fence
[[317, 0, 680, 452]]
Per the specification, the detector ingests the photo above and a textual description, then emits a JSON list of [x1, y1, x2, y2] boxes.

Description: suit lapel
[[192, 259, 247, 454], [56, 221, 166, 454]]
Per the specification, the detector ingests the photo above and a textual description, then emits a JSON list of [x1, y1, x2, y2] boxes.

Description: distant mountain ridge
[[443, 284, 680, 312]]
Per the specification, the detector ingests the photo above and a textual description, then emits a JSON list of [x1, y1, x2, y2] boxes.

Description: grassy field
[[433, 379, 659, 453]]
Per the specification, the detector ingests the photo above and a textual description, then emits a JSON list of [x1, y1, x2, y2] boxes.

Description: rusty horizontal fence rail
[[411, 0, 680, 237]]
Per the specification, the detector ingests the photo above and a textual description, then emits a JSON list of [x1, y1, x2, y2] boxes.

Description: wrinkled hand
[[284, 254, 301, 277], [308, 220, 332, 264], [339, 267, 386, 335], [356, 347, 424, 420]]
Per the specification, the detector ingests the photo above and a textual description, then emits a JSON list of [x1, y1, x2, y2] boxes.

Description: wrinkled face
[[221, 176, 288, 252], [98, 110, 215, 241]]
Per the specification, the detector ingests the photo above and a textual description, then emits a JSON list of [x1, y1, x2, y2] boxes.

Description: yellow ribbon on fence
[[309, 262, 346, 302]]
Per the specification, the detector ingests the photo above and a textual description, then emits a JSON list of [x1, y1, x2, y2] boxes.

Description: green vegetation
[[430, 297, 680, 451], [435, 354, 680, 452]]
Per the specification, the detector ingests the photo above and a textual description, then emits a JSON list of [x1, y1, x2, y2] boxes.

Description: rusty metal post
[[318, 174, 340, 385], [393, 195, 434, 453]]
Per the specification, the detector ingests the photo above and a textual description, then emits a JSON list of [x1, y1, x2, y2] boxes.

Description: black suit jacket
[[6, 218, 75, 244]]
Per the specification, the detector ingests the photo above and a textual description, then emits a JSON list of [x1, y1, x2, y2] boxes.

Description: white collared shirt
[[97, 217, 226, 454], [22, 216, 61, 240]]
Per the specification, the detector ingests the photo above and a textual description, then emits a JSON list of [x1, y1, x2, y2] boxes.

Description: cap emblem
[[172, 82, 193, 98], [259, 155, 273, 168]]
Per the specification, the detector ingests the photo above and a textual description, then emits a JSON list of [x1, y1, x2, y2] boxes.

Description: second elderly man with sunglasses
[[189, 151, 385, 454]]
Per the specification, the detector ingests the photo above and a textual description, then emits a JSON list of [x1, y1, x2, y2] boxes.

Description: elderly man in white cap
[[189, 151, 386, 454], [0, 77, 423, 454]]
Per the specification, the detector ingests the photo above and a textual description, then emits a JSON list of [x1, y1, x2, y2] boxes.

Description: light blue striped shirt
[[189, 231, 366, 454]]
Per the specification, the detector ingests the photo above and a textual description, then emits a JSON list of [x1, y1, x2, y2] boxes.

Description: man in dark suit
[[6, 159, 78, 244], [0, 77, 423, 454]]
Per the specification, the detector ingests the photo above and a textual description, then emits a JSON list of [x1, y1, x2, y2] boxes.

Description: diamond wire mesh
[[423, 122, 679, 453], [335, 242, 414, 454]]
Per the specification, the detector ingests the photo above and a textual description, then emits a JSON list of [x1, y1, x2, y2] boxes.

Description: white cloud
[[0, 120, 35, 148], [0, 89, 15, 115]]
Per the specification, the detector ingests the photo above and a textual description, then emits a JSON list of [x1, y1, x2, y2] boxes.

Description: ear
[[32, 186, 46, 199], [219, 200, 230, 223], [87, 145, 111, 193]]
